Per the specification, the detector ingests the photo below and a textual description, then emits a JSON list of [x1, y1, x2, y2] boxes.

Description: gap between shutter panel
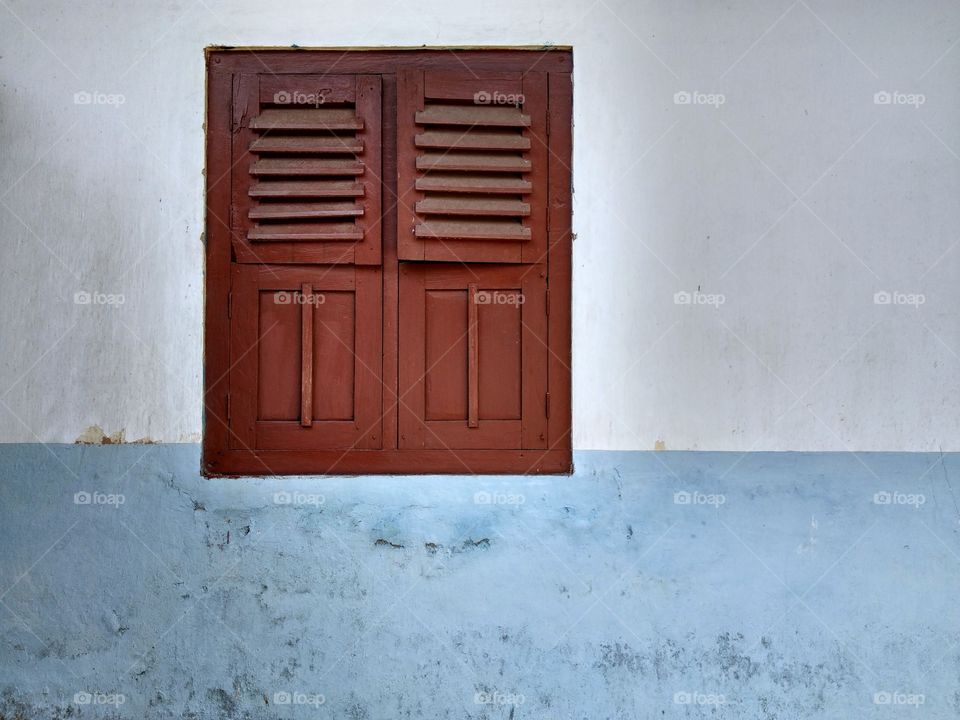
[[301, 282, 313, 427]]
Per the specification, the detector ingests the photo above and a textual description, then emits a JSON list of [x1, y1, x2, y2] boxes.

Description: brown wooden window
[[203, 48, 572, 475]]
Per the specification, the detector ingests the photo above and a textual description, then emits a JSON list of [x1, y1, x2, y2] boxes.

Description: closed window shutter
[[228, 265, 382, 451], [204, 49, 571, 475], [231, 74, 382, 264], [398, 265, 548, 451], [396, 70, 548, 263]]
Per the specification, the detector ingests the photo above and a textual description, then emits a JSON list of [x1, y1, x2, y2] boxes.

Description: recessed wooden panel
[[312, 291, 355, 421], [399, 264, 547, 451], [257, 292, 300, 421], [228, 265, 381, 452], [478, 298, 522, 420], [424, 290, 468, 421]]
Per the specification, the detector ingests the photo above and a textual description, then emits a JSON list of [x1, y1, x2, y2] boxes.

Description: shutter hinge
[[226, 393, 231, 422], [545, 288, 550, 316], [545, 392, 551, 418], [546, 112, 551, 137], [228, 291, 232, 318]]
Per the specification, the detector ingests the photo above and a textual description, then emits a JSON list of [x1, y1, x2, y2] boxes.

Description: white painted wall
[[1, 0, 958, 450]]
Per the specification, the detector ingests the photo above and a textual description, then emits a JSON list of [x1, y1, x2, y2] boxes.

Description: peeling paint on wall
[[75, 425, 158, 445]]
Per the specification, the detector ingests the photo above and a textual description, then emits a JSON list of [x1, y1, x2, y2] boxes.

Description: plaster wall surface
[[1, 1, 959, 449]]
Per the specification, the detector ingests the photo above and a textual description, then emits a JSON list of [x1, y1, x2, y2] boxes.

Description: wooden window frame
[[203, 48, 572, 476]]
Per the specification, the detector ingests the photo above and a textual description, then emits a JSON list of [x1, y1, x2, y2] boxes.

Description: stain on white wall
[[1, 0, 958, 450]]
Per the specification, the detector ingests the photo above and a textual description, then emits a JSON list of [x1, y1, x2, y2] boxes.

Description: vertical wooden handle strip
[[301, 282, 313, 428], [468, 283, 479, 428]]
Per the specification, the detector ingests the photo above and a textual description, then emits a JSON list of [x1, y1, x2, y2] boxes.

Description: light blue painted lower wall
[[1, 446, 959, 718]]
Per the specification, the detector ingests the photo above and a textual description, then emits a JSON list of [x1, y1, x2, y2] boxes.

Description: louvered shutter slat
[[249, 180, 365, 198], [231, 74, 381, 264], [414, 221, 531, 241], [415, 130, 531, 151], [397, 69, 547, 262], [250, 136, 363, 154], [249, 108, 363, 130], [250, 158, 365, 176], [248, 201, 363, 220], [415, 197, 530, 217], [248, 222, 363, 241], [414, 174, 532, 194], [414, 105, 530, 127], [415, 152, 531, 173]]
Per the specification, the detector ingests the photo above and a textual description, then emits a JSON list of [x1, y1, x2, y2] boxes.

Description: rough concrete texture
[[1, 446, 959, 718]]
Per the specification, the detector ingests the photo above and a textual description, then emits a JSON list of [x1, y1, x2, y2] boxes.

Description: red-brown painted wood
[[545, 71, 573, 462], [203, 49, 572, 475], [205, 448, 572, 476], [396, 68, 548, 264], [468, 283, 479, 428], [231, 73, 381, 265], [396, 68, 425, 261], [398, 264, 547, 451], [300, 282, 313, 427], [381, 76, 400, 450], [227, 265, 381, 451], [209, 48, 572, 75], [203, 68, 233, 458]]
